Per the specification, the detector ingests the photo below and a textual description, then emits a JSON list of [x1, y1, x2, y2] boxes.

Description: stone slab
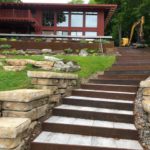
[[3, 104, 48, 121], [2, 98, 49, 111], [0, 117, 31, 139], [31, 78, 59, 85], [34, 85, 58, 94], [140, 80, 150, 87], [0, 89, 51, 102], [27, 71, 78, 79], [0, 136, 21, 149], [143, 88, 150, 96]]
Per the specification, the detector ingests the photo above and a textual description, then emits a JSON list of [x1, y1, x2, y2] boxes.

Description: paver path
[[31, 48, 150, 150]]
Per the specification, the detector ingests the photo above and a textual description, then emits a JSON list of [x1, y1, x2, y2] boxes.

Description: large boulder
[[44, 56, 62, 62], [42, 49, 52, 54], [6, 59, 28, 66], [53, 61, 80, 72], [32, 61, 54, 70], [79, 49, 88, 56]]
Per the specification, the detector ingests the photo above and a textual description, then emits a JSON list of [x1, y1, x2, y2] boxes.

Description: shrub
[[80, 39, 88, 44], [34, 38, 44, 42], [1, 50, 10, 55], [0, 44, 12, 49], [64, 48, 73, 54], [0, 38, 7, 42], [75, 49, 80, 54], [10, 38, 17, 42], [87, 49, 98, 54]]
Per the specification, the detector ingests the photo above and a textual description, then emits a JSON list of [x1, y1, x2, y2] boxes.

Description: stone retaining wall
[[135, 77, 150, 149], [27, 71, 78, 103], [0, 72, 78, 150]]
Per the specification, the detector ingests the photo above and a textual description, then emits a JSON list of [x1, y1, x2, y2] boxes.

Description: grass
[[57, 55, 115, 78], [0, 55, 115, 91]]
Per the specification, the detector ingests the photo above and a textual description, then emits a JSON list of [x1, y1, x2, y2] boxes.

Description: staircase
[[31, 48, 150, 150]]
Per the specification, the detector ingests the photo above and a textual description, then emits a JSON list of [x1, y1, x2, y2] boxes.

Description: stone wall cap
[[0, 89, 51, 102], [27, 71, 78, 79], [0, 117, 31, 138]]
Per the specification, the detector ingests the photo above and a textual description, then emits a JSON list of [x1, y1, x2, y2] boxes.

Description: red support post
[[98, 11, 104, 36]]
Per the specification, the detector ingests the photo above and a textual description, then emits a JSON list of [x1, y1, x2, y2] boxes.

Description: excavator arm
[[128, 16, 144, 46]]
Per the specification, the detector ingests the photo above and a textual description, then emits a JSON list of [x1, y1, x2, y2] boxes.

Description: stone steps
[[31, 48, 146, 150], [32, 131, 143, 150], [62, 96, 134, 110], [89, 79, 140, 85], [81, 83, 138, 92]]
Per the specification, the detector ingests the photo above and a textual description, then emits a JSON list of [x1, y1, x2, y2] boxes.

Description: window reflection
[[71, 31, 83, 36], [85, 32, 97, 36], [71, 12, 83, 27], [42, 11, 54, 27], [57, 11, 69, 27], [85, 12, 98, 28]]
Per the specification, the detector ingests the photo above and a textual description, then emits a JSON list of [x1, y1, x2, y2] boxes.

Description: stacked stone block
[[0, 89, 51, 120], [27, 71, 78, 104], [0, 117, 31, 150]]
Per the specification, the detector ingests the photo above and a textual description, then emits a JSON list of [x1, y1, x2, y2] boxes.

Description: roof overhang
[[0, 3, 117, 29]]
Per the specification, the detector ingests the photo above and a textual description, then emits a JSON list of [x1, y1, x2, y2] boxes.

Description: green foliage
[[68, 0, 84, 4], [10, 38, 17, 42], [86, 49, 98, 54], [0, 0, 21, 2], [89, 0, 150, 45], [64, 48, 74, 54], [0, 44, 12, 49], [34, 38, 44, 42], [1, 50, 10, 55], [0, 38, 7, 42], [80, 39, 88, 44]]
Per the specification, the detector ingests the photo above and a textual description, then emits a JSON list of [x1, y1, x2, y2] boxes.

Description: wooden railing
[[0, 9, 32, 19]]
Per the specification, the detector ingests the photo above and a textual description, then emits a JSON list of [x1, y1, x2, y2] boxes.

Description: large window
[[71, 12, 83, 27], [42, 11, 54, 27], [57, 11, 69, 27], [85, 12, 98, 28]]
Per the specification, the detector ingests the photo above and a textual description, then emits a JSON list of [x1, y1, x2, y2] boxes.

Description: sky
[[22, 0, 89, 4]]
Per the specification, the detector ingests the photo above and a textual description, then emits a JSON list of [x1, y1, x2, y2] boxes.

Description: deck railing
[[0, 9, 32, 19]]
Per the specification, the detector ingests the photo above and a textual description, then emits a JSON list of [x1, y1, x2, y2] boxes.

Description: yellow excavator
[[121, 16, 146, 48]]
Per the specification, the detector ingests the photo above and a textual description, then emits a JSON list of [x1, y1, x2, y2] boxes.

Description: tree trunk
[[118, 23, 122, 46]]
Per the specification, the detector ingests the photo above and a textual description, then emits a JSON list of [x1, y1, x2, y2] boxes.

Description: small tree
[[68, 0, 84, 4]]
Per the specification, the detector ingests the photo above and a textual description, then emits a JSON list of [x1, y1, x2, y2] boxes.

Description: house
[[0, 3, 117, 36]]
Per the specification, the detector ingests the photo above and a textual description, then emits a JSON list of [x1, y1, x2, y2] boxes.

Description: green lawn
[[0, 55, 115, 91]]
